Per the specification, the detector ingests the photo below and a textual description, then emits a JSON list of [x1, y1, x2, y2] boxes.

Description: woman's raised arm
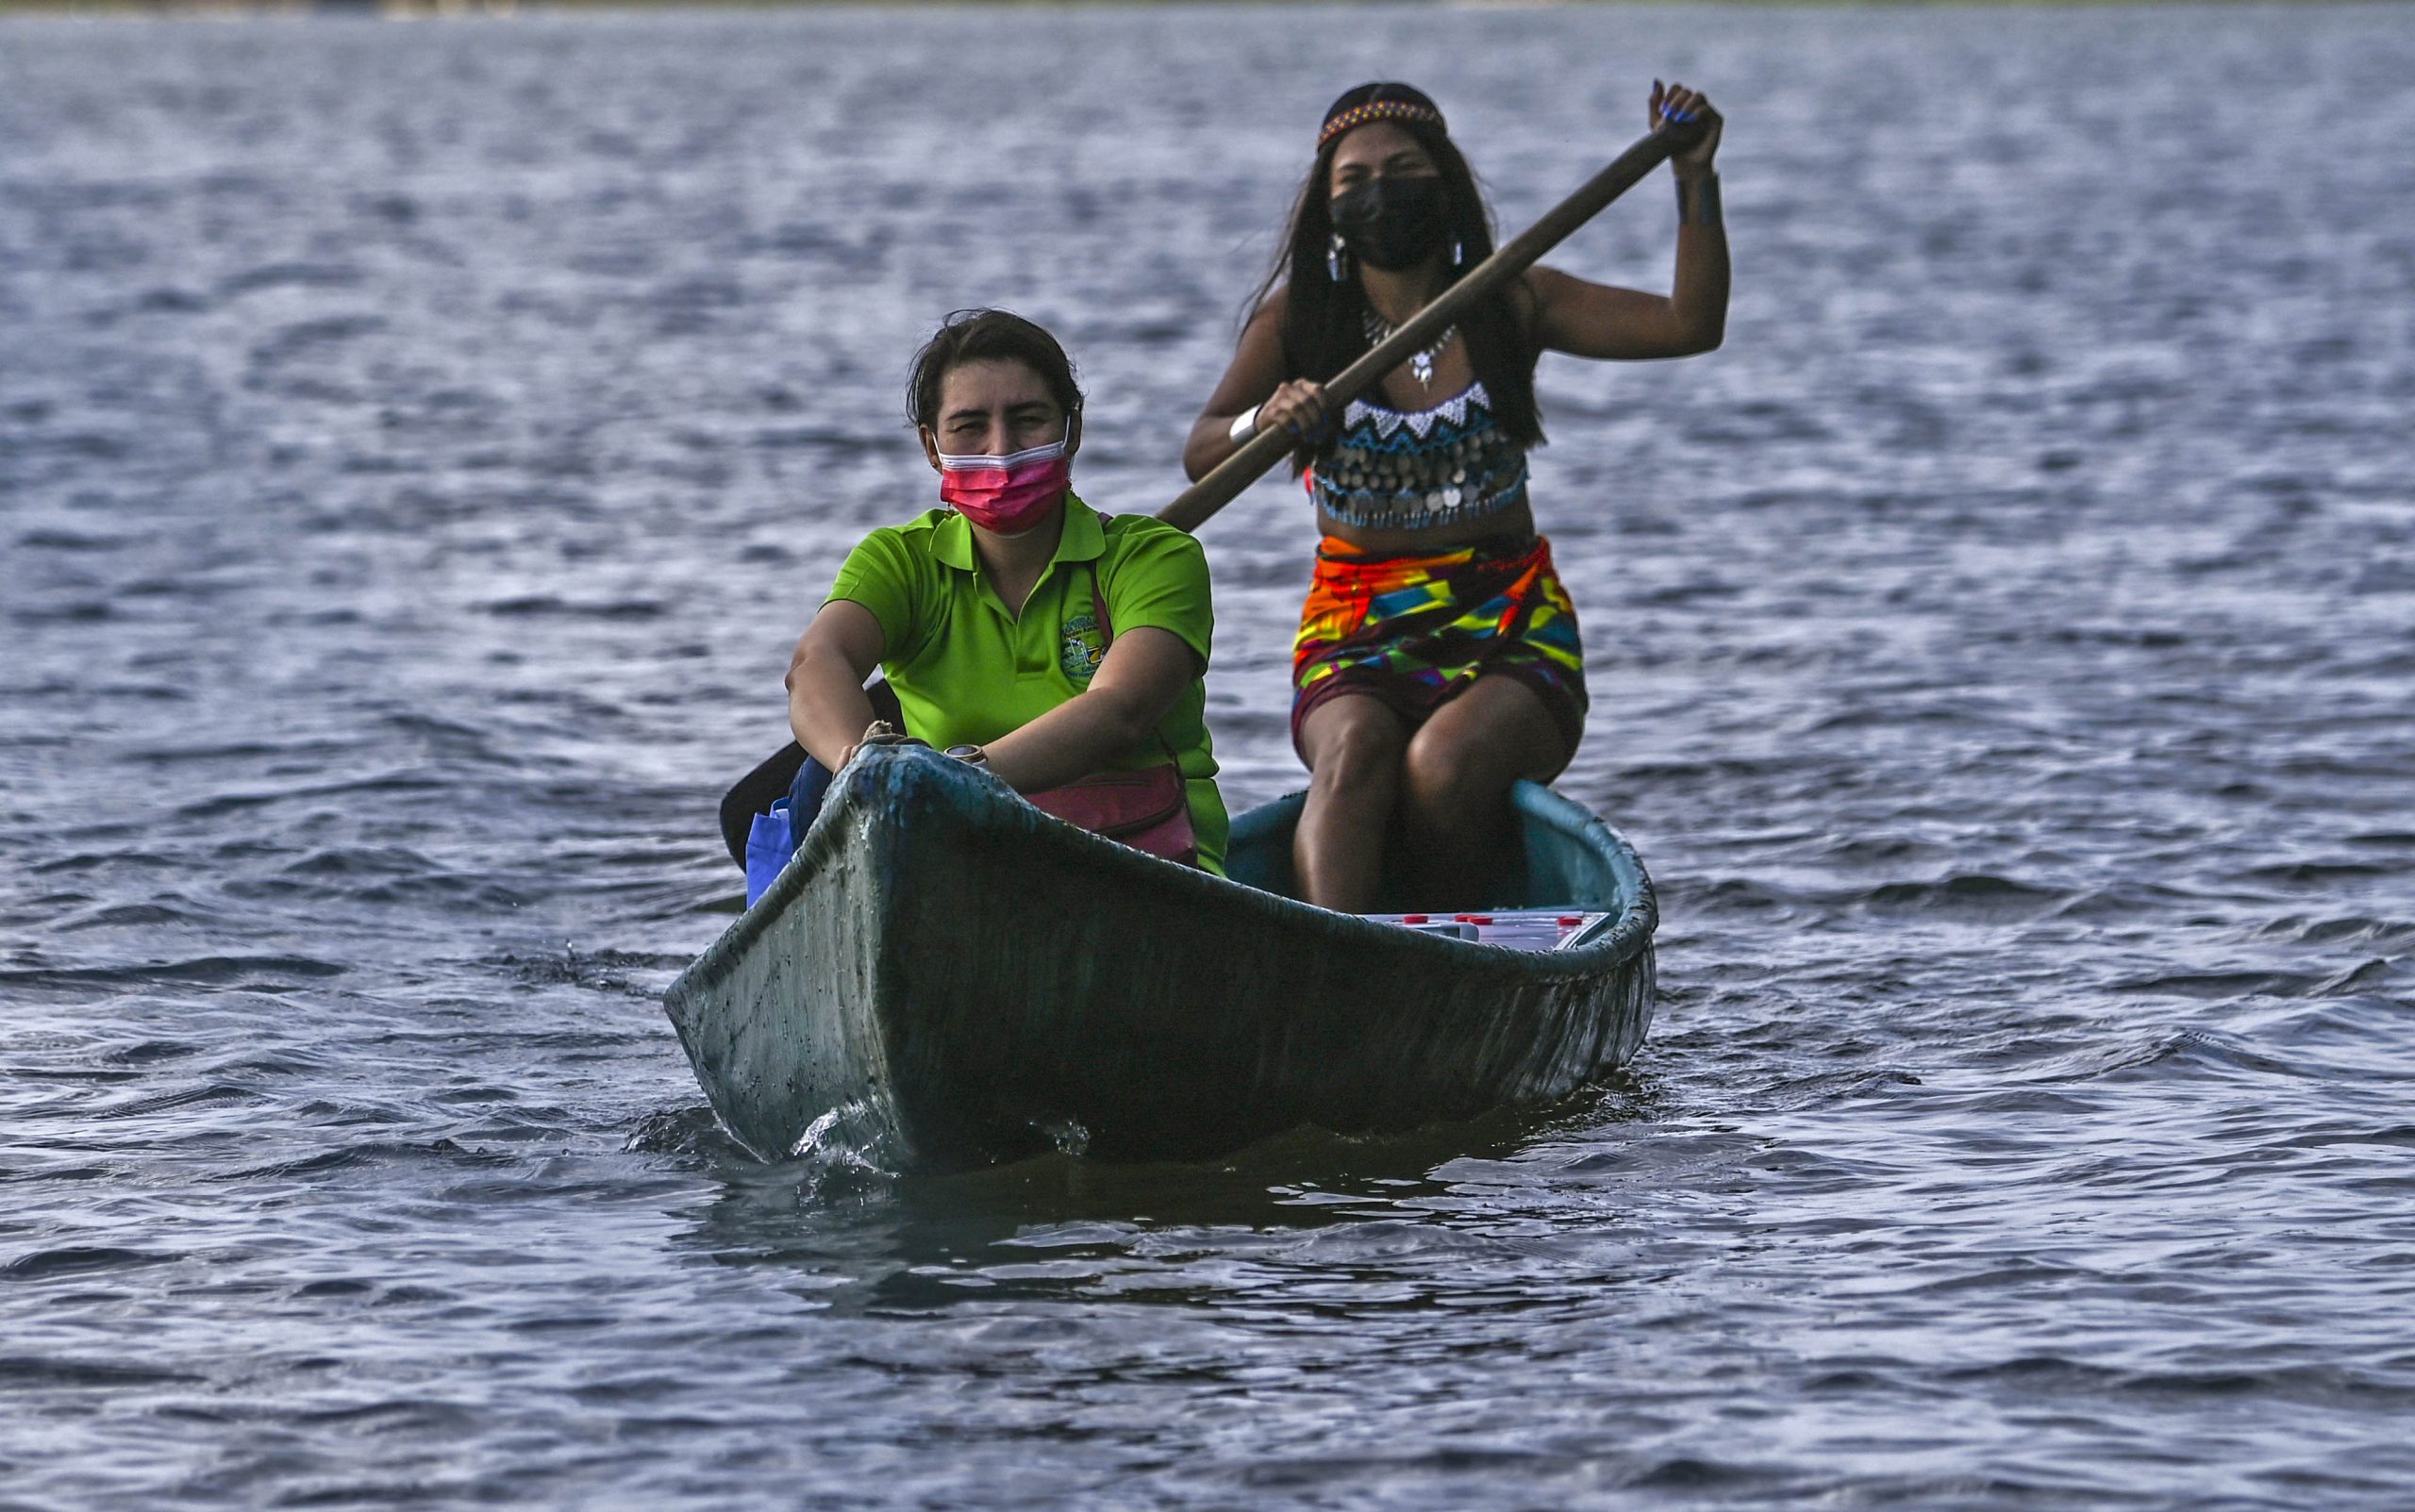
[[1529, 82, 1727, 361]]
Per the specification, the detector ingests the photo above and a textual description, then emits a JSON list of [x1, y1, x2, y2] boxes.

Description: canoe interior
[[1224, 785, 1642, 920]]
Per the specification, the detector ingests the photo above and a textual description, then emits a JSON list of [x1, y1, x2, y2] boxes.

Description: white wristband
[[1227, 405, 1260, 444]]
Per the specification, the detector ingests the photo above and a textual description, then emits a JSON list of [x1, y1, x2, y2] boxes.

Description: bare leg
[[1398, 675, 1573, 908], [1293, 693, 1411, 912]]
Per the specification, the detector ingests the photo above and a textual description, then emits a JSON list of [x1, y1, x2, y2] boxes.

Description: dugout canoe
[[663, 744, 1657, 1171]]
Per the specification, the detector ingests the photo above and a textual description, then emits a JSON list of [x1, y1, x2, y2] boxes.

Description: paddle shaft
[[1157, 120, 1706, 535]]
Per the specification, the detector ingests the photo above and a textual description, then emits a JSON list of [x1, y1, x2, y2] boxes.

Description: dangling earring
[[1327, 232, 1348, 283], [1451, 239, 1464, 268]]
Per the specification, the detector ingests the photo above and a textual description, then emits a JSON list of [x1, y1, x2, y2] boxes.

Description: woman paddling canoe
[[783, 309, 1230, 874], [1182, 81, 1726, 911]]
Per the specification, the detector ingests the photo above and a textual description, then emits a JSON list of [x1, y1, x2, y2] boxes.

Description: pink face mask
[[937, 435, 1073, 536]]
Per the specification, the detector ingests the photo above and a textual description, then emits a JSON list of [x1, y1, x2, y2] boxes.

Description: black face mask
[[1330, 174, 1449, 273]]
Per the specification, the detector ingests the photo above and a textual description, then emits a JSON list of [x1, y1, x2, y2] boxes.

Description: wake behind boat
[[664, 744, 1656, 1171]]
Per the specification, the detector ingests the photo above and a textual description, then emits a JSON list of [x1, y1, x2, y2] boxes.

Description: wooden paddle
[[1158, 116, 1707, 533], [720, 119, 1705, 863]]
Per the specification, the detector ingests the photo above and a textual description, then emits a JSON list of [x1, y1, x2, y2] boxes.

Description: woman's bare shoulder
[[1245, 283, 1291, 336]]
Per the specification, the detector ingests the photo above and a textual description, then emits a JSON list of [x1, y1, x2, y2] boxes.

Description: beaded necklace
[[1361, 309, 1458, 390]]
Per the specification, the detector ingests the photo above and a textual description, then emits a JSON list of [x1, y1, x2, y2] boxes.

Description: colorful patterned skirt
[[1291, 534, 1588, 757]]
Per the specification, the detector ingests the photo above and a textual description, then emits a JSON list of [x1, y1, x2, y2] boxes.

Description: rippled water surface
[[5, 5, 2412, 1507]]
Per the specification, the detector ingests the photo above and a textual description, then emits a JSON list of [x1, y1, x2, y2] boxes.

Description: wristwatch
[[942, 744, 988, 767]]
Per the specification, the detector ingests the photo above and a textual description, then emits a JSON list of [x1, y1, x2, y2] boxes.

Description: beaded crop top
[[1308, 383, 1531, 531]]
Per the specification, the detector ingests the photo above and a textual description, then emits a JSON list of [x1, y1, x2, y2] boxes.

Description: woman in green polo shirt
[[783, 308, 1229, 873]]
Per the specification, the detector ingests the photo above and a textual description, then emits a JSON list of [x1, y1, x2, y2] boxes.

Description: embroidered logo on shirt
[[1059, 610, 1106, 682]]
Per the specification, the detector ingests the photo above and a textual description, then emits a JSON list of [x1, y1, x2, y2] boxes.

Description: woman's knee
[[1399, 730, 1528, 841], [1405, 680, 1567, 806], [1302, 702, 1408, 792]]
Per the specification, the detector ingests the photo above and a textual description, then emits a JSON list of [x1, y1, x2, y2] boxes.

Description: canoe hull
[[665, 748, 1656, 1171]]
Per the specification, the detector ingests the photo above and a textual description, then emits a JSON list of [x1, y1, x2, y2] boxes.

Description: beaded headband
[[1317, 98, 1448, 152]]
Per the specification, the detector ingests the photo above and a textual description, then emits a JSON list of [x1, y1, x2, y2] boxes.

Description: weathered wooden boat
[[664, 744, 1657, 1171]]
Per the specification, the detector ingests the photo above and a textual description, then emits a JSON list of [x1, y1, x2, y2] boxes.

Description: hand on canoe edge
[[1650, 79, 1722, 177], [838, 720, 924, 770]]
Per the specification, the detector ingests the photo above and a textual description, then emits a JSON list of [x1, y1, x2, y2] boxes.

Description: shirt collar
[[930, 492, 1104, 573]]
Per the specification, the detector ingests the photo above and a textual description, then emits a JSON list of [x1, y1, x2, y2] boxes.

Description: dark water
[[5, 5, 2412, 1506]]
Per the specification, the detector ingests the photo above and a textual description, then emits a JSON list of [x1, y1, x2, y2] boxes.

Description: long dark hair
[[1249, 83, 1543, 466]]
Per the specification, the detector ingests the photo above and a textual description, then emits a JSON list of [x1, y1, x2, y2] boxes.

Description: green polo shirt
[[826, 495, 1227, 874]]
